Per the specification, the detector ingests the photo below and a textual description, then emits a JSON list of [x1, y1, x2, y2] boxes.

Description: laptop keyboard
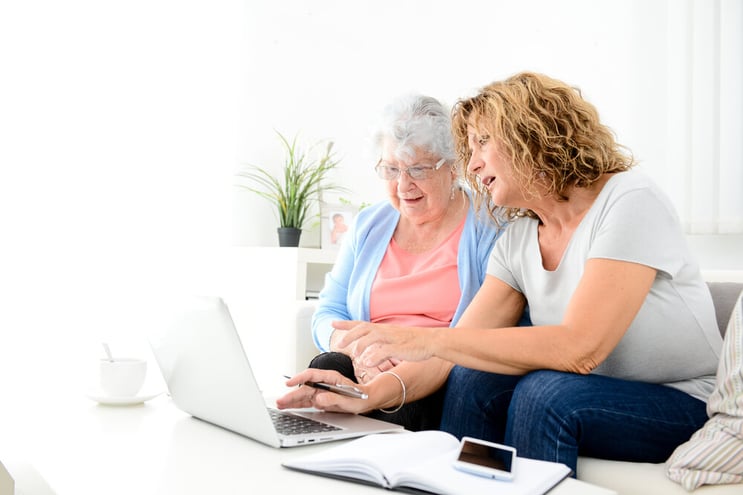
[[269, 409, 342, 436]]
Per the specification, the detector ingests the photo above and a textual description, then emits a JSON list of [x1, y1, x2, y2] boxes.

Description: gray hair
[[372, 94, 456, 163]]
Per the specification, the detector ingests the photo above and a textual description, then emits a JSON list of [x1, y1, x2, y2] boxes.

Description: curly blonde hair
[[452, 72, 634, 221]]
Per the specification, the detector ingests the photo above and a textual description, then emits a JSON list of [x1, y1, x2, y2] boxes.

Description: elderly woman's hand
[[352, 358, 399, 384], [340, 338, 399, 384], [334, 320, 438, 367], [276, 368, 371, 413]]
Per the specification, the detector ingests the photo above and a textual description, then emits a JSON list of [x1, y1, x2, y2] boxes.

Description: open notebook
[[148, 295, 403, 448], [283, 430, 572, 495]]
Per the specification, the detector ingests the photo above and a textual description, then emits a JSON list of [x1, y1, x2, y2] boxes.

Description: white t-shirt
[[488, 169, 722, 402]]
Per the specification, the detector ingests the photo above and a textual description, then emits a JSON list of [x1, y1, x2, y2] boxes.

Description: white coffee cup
[[100, 358, 147, 397]]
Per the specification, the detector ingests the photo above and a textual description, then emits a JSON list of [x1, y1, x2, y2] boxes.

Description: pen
[[283, 375, 368, 399]]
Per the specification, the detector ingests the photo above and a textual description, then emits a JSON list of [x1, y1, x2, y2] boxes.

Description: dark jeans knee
[[441, 366, 521, 443], [507, 370, 582, 433]]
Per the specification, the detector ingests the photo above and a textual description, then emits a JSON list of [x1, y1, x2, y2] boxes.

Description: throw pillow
[[666, 290, 743, 490]]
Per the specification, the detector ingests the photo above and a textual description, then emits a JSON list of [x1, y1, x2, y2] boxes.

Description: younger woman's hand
[[334, 320, 437, 366]]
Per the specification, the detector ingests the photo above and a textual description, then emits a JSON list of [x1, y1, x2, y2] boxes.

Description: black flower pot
[[277, 227, 302, 247]]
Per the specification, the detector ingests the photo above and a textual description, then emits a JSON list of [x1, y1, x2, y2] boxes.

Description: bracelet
[[378, 370, 406, 414]]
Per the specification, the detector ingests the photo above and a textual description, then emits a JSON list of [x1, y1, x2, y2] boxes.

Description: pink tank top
[[369, 218, 465, 327]]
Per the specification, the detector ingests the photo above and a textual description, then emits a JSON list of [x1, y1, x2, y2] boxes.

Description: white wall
[[0, 1, 244, 400], [236, 0, 638, 246], [0, 0, 740, 412], [235, 0, 742, 267]]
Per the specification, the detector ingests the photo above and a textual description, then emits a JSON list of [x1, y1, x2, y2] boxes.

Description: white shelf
[[297, 247, 338, 265], [230, 246, 337, 300]]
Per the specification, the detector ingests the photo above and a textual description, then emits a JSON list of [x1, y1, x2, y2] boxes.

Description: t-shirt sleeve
[[587, 184, 688, 278], [486, 222, 524, 293]]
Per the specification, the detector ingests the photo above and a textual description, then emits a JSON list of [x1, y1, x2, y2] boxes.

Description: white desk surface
[[0, 391, 617, 495]]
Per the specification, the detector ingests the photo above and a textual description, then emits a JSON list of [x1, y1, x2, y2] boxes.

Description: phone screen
[[457, 439, 514, 473]]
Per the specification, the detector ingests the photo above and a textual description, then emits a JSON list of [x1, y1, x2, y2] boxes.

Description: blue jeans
[[440, 367, 709, 476]]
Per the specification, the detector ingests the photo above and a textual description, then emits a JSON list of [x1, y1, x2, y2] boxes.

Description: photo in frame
[[321, 203, 357, 250]]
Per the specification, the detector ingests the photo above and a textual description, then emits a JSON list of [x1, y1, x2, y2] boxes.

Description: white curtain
[[666, 0, 743, 234]]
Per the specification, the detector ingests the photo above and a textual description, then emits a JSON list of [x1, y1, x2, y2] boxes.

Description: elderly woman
[[277, 94, 503, 430], [335, 72, 722, 475]]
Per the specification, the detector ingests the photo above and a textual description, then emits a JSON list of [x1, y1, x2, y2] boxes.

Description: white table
[[0, 392, 617, 495]]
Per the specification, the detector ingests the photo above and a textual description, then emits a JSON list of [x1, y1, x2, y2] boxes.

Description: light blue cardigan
[[312, 191, 502, 352]]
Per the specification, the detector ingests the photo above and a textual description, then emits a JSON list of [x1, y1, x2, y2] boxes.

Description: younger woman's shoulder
[[605, 168, 659, 193]]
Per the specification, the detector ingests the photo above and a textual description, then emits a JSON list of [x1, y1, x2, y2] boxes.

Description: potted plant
[[238, 131, 346, 247]]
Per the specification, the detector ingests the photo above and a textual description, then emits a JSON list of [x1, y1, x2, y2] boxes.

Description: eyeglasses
[[375, 158, 447, 181]]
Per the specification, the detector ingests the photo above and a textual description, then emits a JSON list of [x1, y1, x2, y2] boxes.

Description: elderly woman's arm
[[276, 357, 452, 413]]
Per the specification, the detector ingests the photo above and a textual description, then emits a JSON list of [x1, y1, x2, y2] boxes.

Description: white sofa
[[577, 273, 743, 495], [293, 271, 743, 495]]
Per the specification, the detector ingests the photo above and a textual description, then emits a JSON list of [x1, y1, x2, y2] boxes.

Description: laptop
[[148, 295, 403, 448]]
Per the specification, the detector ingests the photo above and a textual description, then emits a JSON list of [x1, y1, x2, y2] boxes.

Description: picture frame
[[320, 203, 357, 250]]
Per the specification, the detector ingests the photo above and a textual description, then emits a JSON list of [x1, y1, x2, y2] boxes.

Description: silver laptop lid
[[149, 296, 282, 447], [149, 295, 404, 448]]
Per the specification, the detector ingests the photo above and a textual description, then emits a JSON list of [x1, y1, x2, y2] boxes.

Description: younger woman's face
[[465, 126, 524, 208]]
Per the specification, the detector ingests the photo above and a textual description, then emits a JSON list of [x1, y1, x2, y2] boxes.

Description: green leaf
[[235, 130, 350, 229]]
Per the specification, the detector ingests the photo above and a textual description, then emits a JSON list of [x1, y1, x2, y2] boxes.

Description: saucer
[[85, 389, 163, 406]]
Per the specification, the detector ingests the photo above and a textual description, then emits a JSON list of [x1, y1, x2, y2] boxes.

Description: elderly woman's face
[[380, 139, 455, 224]]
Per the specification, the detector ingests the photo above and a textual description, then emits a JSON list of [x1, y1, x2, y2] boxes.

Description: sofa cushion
[[666, 289, 743, 490], [708, 282, 743, 338]]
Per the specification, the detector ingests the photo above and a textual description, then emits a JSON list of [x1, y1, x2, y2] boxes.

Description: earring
[[450, 184, 456, 200]]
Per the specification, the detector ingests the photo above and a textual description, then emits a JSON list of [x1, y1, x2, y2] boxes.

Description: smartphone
[[283, 375, 368, 399], [452, 436, 516, 481], [305, 381, 368, 399]]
